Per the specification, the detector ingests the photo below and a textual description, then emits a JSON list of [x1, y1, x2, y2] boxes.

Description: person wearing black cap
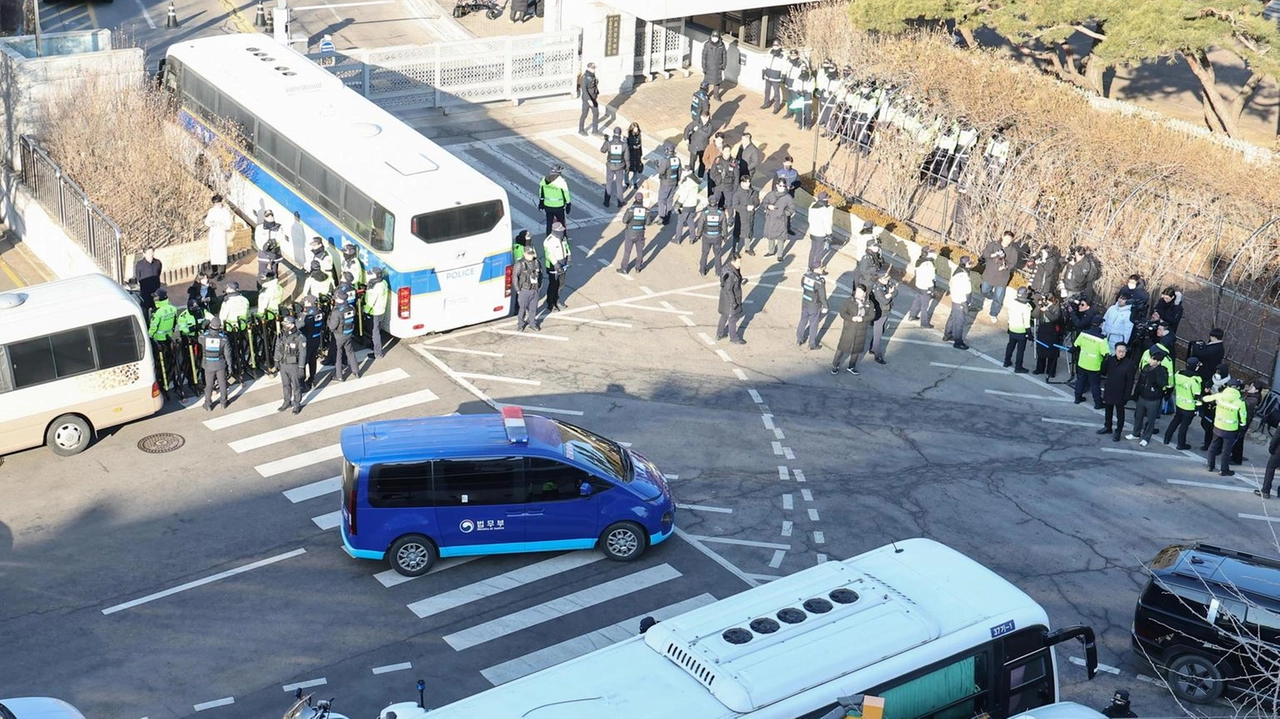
[[543, 222, 571, 310], [275, 315, 306, 414], [807, 191, 834, 273], [538, 164, 572, 234], [702, 31, 728, 101], [362, 266, 389, 359], [201, 315, 230, 411], [328, 290, 360, 381], [619, 193, 655, 275], [1130, 348, 1170, 446], [691, 80, 711, 123], [601, 127, 628, 208], [761, 40, 786, 113], [578, 62, 600, 136], [943, 257, 973, 350], [1164, 356, 1203, 449]]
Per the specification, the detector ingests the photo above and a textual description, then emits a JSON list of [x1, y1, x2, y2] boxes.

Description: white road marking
[[1100, 448, 1201, 461], [687, 535, 791, 550], [698, 331, 715, 345], [813, 531, 826, 544], [255, 443, 342, 478], [616, 302, 694, 315], [542, 315, 633, 328], [762, 414, 775, 429], [312, 511, 341, 530], [456, 372, 541, 386], [283, 476, 341, 503], [1240, 513, 1280, 523], [1167, 479, 1254, 493], [749, 389, 763, 403], [679, 315, 697, 326], [817, 553, 828, 563], [479, 594, 715, 686], [733, 368, 748, 380], [282, 678, 327, 692], [203, 368, 410, 430], [801, 489, 813, 501], [794, 469, 807, 482], [193, 698, 234, 712], [444, 564, 682, 650], [808, 508, 820, 521], [715, 349, 732, 362], [228, 389, 439, 453], [407, 553, 603, 619], [489, 328, 571, 341], [772, 441, 783, 455], [374, 557, 480, 587], [778, 465, 789, 480], [1069, 656, 1120, 674], [768, 549, 786, 569], [103, 549, 306, 615], [783, 447, 795, 460], [930, 362, 1007, 375], [1041, 417, 1097, 428], [782, 494, 793, 510], [372, 662, 414, 675], [984, 389, 1072, 402], [781, 520, 793, 537], [505, 404, 585, 416], [426, 346, 504, 357], [675, 503, 733, 513]]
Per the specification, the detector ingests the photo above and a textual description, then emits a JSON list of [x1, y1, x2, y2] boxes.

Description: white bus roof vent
[[387, 153, 439, 176], [0, 291, 28, 309]]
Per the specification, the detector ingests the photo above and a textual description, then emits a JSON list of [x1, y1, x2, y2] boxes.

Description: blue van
[[339, 407, 676, 576]]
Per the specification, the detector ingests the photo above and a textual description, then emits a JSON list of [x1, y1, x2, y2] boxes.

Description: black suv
[[1131, 543, 1280, 704]]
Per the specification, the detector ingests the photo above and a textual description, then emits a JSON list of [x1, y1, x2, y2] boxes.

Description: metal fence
[[18, 135, 125, 283], [308, 30, 581, 111]]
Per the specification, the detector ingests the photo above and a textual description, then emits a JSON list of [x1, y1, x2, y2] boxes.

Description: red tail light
[[504, 265, 513, 298], [347, 487, 358, 535], [397, 286, 411, 320], [151, 382, 160, 398]]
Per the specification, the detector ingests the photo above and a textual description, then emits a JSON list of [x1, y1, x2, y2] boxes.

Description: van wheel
[[46, 414, 92, 456], [600, 522, 646, 561], [389, 534, 437, 577], [1167, 652, 1227, 703]]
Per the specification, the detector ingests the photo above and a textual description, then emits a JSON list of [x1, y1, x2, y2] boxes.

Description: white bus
[[0, 274, 163, 456], [384, 538, 1097, 719], [161, 35, 514, 338]]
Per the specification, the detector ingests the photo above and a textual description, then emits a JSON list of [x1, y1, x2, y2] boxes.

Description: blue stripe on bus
[[179, 111, 509, 294]]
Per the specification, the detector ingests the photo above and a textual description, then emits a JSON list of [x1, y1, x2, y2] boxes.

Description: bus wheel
[[390, 534, 437, 577], [46, 414, 92, 456], [1166, 652, 1227, 704], [600, 522, 646, 561]]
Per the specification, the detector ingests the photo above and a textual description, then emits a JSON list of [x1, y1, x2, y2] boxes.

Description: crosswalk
[[191, 353, 730, 688]]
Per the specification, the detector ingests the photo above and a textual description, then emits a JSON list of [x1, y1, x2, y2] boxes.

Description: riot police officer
[[201, 316, 230, 411], [797, 269, 828, 350], [275, 315, 306, 414], [328, 290, 360, 382]]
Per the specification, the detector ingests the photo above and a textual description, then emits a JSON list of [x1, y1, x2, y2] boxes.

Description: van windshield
[[552, 419, 630, 481]]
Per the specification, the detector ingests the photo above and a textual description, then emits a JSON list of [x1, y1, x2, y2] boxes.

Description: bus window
[[410, 200, 504, 244], [877, 652, 990, 719], [92, 317, 143, 369], [369, 462, 433, 507], [370, 203, 394, 252]]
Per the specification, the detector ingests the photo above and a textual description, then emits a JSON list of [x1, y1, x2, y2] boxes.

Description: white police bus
[[378, 538, 1097, 719], [162, 35, 514, 337]]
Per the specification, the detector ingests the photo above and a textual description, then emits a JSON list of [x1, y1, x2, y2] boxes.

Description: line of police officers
[[143, 233, 391, 414]]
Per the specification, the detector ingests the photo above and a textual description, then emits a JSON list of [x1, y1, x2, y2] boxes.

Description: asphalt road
[[4, 96, 1280, 719]]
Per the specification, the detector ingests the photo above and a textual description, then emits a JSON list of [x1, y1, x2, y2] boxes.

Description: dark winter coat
[[702, 39, 727, 85], [1101, 353, 1138, 406], [719, 264, 744, 317], [626, 131, 644, 173], [761, 189, 795, 240], [1028, 253, 1061, 297], [980, 240, 1020, 287], [836, 296, 871, 353]]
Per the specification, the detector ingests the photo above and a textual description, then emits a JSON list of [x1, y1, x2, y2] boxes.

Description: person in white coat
[[204, 195, 233, 280]]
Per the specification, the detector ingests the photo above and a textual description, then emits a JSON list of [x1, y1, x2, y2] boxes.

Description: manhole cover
[[138, 432, 185, 454]]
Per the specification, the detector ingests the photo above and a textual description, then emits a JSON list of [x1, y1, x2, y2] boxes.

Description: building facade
[[544, 0, 812, 95]]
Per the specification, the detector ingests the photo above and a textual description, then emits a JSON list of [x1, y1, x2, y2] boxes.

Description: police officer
[[601, 127, 628, 208], [543, 222, 571, 311], [363, 266, 389, 359], [201, 316, 230, 411], [299, 295, 324, 391], [538, 164, 573, 234], [1204, 378, 1249, 476], [219, 282, 252, 380], [303, 260, 334, 300], [870, 269, 898, 364], [619, 193, 655, 275], [328, 290, 360, 382], [797, 267, 828, 350], [673, 170, 706, 245], [514, 244, 542, 331], [761, 40, 786, 113], [309, 236, 335, 279], [1164, 356, 1203, 450], [727, 175, 758, 257], [653, 144, 682, 225], [695, 201, 728, 277], [148, 287, 179, 396], [275, 315, 306, 415]]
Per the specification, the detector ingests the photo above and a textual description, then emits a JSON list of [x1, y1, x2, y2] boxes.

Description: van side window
[[369, 462, 433, 507], [525, 458, 597, 501], [431, 457, 522, 506]]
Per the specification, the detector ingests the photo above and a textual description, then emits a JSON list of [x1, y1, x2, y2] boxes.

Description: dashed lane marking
[[768, 549, 786, 569], [675, 503, 733, 514], [282, 678, 327, 692], [103, 549, 307, 615], [984, 389, 1072, 402], [456, 372, 542, 386], [372, 662, 413, 675], [930, 362, 1008, 375], [1167, 479, 1254, 493]]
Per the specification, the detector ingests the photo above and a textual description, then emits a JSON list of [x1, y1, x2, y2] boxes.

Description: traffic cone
[[254, 0, 265, 26], [165, 1, 179, 27]]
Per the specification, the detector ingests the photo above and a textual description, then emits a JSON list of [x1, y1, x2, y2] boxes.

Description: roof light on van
[[501, 406, 528, 444]]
